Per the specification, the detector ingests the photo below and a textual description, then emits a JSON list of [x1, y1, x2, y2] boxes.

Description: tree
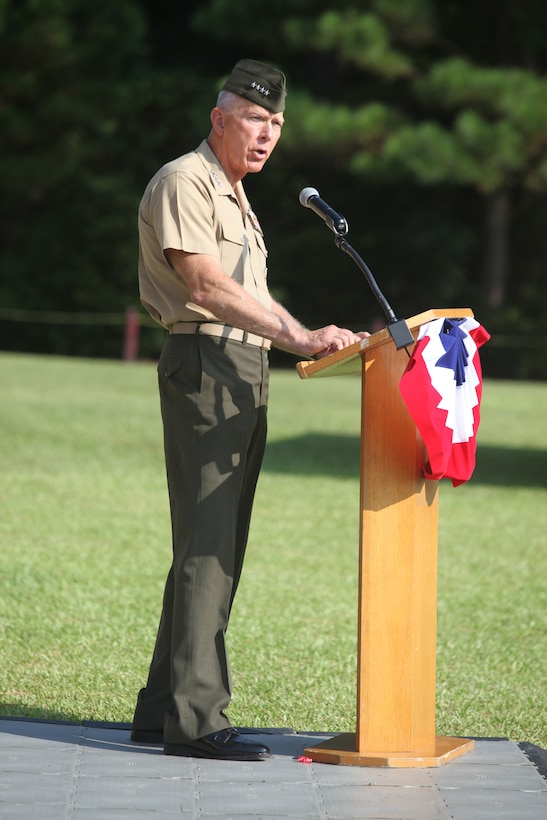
[[187, 0, 547, 376], [0, 0, 206, 356], [1, 0, 545, 376], [275, 3, 547, 312]]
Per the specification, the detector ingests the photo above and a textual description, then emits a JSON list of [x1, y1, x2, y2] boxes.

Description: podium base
[[304, 734, 475, 768]]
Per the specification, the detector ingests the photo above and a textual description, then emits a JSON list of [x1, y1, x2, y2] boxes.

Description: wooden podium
[[296, 309, 475, 767]]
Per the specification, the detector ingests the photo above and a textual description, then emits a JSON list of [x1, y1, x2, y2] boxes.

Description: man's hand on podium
[[311, 327, 370, 359]]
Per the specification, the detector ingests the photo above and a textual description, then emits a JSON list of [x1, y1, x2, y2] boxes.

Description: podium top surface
[[296, 308, 474, 379]]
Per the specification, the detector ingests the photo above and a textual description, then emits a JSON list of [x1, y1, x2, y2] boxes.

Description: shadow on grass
[[0, 704, 138, 742], [0, 703, 84, 724], [264, 434, 547, 489], [264, 433, 360, 479], [473, 445, 547, 488]]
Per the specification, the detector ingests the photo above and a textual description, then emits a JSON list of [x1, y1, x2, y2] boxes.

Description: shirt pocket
[[219, 223, 246, 285]]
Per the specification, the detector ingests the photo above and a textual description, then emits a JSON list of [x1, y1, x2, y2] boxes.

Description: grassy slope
[[0, 353, 545, 745]]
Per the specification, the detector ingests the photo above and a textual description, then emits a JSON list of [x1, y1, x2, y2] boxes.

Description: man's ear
[[210, 107, 224, 136]]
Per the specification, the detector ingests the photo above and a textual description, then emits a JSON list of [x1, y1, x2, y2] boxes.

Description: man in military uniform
[[131, 58, 365, 761]]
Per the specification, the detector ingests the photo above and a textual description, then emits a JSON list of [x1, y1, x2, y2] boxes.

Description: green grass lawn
[[0, 352, 545, 746]]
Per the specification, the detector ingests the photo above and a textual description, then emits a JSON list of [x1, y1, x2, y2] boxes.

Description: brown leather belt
[[168, 321, 271, 350]]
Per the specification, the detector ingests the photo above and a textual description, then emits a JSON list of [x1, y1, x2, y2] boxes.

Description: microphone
[[299, 187, 348, 235]]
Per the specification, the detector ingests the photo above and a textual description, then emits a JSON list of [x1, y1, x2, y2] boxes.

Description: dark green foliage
[[1, 0, 546, 376]]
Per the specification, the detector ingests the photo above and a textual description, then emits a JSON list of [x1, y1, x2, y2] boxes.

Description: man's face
[[219, 99, 284, 181]]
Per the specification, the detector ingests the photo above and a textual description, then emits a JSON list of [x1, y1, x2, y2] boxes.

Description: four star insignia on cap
[[250, 81, 271, 98]]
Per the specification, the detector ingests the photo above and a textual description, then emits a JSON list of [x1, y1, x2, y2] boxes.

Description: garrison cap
[[221, 58, 286, 113]]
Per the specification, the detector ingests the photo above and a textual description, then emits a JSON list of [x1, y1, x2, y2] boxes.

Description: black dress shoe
[[164, 728, 271, 761], [131, 727, 164, 744]]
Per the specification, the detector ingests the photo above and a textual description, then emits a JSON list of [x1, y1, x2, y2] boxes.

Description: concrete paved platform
[[0, 719, 545, 818]]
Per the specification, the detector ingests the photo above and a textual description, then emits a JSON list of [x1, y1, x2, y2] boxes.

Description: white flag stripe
[[417, 318, 481, 444]]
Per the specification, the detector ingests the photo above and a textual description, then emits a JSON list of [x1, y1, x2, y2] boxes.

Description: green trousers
[[132, 333, 269, 743]]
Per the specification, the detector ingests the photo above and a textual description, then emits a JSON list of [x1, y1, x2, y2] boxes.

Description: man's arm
[[165, 248, 366, 358]]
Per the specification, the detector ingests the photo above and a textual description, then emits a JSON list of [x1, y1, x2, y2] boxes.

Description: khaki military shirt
[[138, 139, 271, 329]]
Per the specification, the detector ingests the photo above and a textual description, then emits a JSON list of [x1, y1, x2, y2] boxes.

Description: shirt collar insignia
[[209, 168, 223, 188]]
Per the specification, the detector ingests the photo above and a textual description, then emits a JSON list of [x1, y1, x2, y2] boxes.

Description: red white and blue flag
[[399, 317, 490, 486]]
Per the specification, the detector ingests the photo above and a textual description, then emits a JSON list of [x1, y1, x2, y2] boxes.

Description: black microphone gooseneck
[[298, 187, 413, 350]]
